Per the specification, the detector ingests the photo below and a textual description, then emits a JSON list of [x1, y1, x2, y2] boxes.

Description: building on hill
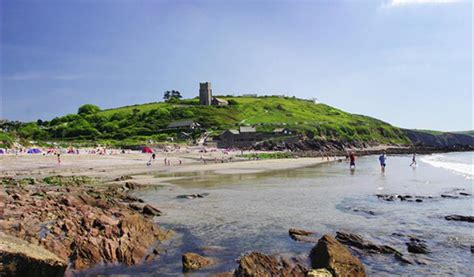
[[199, 82, 228, 106], [273, 128, 292, 135], [211, 97, 228, 106], [168, 120, 200, 130], [199, 82, 212, 106]]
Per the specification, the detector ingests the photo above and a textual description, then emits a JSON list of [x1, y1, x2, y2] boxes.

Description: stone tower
[[199, 82, 212, 106]]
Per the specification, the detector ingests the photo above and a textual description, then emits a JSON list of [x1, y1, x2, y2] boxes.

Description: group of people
[[347, 151, 417, 171]]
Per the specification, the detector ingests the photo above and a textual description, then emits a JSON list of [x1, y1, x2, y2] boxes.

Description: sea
[[79, 152, 473, 276]]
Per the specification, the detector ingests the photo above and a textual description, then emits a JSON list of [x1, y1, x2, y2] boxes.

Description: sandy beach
[[0, 151, 337, 185]]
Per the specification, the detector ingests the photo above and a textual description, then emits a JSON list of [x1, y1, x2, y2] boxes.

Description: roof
[[227, 129, 239, 135], [239, 126, 256, 133], [168, 120, 199, 128], [212, 97, 228, 104]]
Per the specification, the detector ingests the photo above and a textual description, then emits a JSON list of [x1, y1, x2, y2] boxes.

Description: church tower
[[199, 82, 212, 106]]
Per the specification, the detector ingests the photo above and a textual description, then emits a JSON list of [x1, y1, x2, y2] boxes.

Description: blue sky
[[1, 0, 472, 131]]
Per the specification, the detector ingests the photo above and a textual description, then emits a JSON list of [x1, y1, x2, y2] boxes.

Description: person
[[152, 153, 156, 162], [410, 153, 417, 166], [349, 152, 356, 169], [57, 153, 61, 165], [379, 152, 386, 172]]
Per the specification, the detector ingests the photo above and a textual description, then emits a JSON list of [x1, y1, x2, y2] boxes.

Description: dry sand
[[0, 151, 337, 186]]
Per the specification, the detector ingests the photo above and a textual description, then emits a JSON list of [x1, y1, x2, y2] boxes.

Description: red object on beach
[[142, 147, 154, 153]]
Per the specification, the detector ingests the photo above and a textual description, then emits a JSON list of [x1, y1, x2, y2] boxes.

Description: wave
[[421, 153, 473, 179]]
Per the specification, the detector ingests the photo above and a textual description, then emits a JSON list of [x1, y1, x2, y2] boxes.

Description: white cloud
[[384, 0, 462, 7]]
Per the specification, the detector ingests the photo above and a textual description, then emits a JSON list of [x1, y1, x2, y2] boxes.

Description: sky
[[1, 0, 472, 131]]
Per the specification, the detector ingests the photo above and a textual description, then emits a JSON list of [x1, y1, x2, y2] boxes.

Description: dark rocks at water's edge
[[376, 194, 428, 203], [0, 233, 67, 277], [0, 176, 174, 273], [182, 252, 215, 271], [234, 252, 309, 276], [289, 228, 319, 243], [444, 215, 474, 223], [232, 234, 366, 276], [406, 238, 430, 254], [310, 234, 366, 277], [177, 193, 209, 199], [335, 231, 401, 255], [252, 129, 474, 154]]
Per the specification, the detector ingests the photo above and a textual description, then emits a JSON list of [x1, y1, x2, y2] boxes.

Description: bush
[[78, 104, 101, 115], [228, 99, 239, 105]]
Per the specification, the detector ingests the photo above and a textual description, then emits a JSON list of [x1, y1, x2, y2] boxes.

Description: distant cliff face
[[403, 129, 474, 150]]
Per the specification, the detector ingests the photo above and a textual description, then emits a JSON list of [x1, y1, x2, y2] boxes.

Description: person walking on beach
[[410, 153, 417, 166], [349, 152, 356, 169], [57, 153, 61, 165], [379, 152, 386, 172], [152, 153, 156, 162]]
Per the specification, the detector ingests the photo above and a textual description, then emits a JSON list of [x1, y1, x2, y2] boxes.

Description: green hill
[[1, 96, 410, 147]]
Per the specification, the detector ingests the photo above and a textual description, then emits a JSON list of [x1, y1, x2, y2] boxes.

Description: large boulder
[[235, 252, 308, 276], [310, 234, 366, 277], [182, 252, 214, 271], [0, 233, 67, 277]]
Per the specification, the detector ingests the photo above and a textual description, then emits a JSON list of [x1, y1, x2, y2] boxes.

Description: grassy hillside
[[1, 96, 410, 147]]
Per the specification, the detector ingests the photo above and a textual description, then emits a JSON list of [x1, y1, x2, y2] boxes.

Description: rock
[[124, 182, 140, 190], [310, 234, 366, 277], [289, 228, 318, 243], [406, 238, 429, 254], [308, 268, 334, 277], [0, 233, 67, 277], [114, 175, 132, 181], [441, 194, 459, 199], [444, 215, 474, 223], [235, 252, 308, 276], [182, 252, 214, 271], [352, 209, 375, 216], [289, 228, 314, 237], [177, 193, 209, 199], [142, 204, 162, 217], [335, 231, 401, 255]]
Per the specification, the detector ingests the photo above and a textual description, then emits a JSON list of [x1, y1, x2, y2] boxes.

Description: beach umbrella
[[142, 147, 154, 153]]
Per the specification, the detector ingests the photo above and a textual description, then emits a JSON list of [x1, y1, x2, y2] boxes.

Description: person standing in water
[[349, 152, 356, 169], [379, 152, 386, 172], [410, 153, 417, 166]]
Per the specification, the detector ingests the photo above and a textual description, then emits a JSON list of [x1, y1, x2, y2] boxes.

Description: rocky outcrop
[[289, 228, 318, 243], [406, 238, 429, 254], [0, 177, 173, 270], [403, 129, 474, 150], [444, 215, 474, 223], [335, 231, 401, 255], [309, 234, 366, 277], [235, 252, 308, 276], [182, 252, 214, 271], [0, 233, 67, 277]]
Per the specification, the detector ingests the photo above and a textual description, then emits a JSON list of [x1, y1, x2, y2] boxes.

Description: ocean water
[[80, 152, 473, 276]]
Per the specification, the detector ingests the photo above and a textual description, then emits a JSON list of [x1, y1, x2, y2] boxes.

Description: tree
[[164, 90, 182, 101], [78, 104, 101, 115]]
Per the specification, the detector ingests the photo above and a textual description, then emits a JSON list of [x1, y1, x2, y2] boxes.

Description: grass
[[5, 96, 411, 146]]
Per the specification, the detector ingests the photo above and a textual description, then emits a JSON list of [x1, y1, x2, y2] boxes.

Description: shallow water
[[81, 152, 473, 276]]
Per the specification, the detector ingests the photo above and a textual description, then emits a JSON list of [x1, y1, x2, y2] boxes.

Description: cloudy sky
[[1, 0, 472, 131]]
